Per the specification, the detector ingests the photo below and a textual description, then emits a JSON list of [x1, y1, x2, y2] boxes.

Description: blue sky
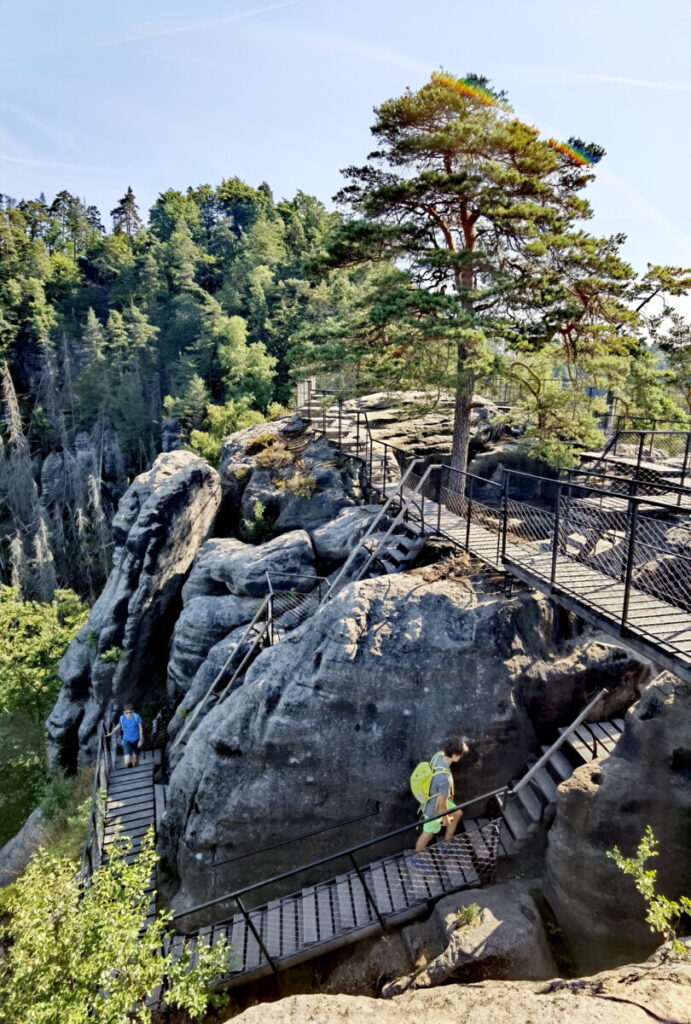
[[2, 0, 690, 279]]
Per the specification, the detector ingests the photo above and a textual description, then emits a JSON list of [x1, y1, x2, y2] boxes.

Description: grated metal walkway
[[169, 821, 500, 989], [406, 491, 691, 683]]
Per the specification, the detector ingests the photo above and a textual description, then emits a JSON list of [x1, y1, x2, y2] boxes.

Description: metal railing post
[[550, 483, 563, 587], [636, 432, 645, 479], [680, 434, 691, 503], [466, 472, 473, 552], [348, 853, 387, 931], [500, 472, 508, 563], [620, 499, 639, 631], [338, 399, 342, 450], [436, 466, 442, 534], [356, 410, 360, 457], [235, 895, 279, 974], [383, 446, 388, 500]]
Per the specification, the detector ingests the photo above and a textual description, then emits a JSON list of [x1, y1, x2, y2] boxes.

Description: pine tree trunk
[[450, 347, 475, 476]]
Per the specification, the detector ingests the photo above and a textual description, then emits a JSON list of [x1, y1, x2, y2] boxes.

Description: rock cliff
[[545, 670, 691, 971], [158, 572, 642, 914], [46, 451, 221, 768]]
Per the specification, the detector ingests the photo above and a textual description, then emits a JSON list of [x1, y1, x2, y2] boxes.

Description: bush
[[100, 646, 124, 663], [254, 440, 294, 470], [608, 825, 691, 957], [245, 431, 279, 455], [240, 500, 276, 544], [276, 471, 318, 498], [0, 835, 230, 1022]]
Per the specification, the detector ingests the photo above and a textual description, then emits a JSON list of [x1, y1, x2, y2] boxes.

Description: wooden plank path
[[103, 749, 162, 924], [404, 490, 691, 683], [170, 822, 497, 990]]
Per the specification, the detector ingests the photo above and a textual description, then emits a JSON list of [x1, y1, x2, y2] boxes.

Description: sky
[[1, 0, 690, 282]]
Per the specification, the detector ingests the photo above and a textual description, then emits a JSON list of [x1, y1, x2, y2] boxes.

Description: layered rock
[[227, 941, 691, 1024], [47, 451, 221, 769], [545, 670, 691, 971], [158, 574, 643, 913]]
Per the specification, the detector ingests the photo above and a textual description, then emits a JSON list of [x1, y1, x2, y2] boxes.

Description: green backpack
[[409, 753, 454, 805]]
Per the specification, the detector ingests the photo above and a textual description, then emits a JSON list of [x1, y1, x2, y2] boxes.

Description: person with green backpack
[[409, 737, 469, 863]]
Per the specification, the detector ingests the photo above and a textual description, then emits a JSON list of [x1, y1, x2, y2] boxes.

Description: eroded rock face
[[158, 574, 643, 915], [211, 531, 316, 596], [227, 941, 691, 1024], [166, 595, 257, 699], [46, 451, 221, 769], [545, 671, 691, 972], [383, 880, 558, 994]]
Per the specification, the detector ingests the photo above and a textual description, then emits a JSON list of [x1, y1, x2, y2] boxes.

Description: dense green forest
[[0, 180, 374, 602]]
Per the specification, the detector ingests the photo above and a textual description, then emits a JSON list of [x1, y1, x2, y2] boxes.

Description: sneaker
[[408, 853, 434, 874]]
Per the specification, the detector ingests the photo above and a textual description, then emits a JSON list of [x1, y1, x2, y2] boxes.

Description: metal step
[[529, 766, 560, 803], [500, 797, 531, 842], [515, 781, 544, 824], [542, 746, 573, 780]]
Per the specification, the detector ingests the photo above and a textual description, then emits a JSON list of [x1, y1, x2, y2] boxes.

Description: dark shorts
[[123, 739, 140, 755]]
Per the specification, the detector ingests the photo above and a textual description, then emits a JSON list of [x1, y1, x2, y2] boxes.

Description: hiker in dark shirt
[[108, 704, 144, 768]]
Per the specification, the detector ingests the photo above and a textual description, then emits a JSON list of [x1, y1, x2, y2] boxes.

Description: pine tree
[[110, 186, 142, 236]]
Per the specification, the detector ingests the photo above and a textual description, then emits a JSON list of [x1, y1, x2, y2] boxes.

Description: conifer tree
[[110, 186, 142, 236]]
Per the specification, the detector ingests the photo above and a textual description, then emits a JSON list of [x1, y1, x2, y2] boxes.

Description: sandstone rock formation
[[545, 670, 691, 972], [0, 808, 47, 887], [158, 573, 643, 913], [226, 941, 691, 1024], [47, 451, 221, 769], [383, 880, 557, 994]]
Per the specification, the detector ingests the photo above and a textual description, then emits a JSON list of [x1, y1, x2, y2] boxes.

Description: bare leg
[[415, 830, 434, 852], [444, 809, 463, 841], [123, 753, 132, 768]]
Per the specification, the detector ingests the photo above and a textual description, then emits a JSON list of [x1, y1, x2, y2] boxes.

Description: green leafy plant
[[455, 902, 482, 928], [608, 825, 691, 957], [83, 629, 100, 650], [100, 645, 125, 663], [240, 500, 276, 543], [276, 471, 317, 497], [245, 431, 280, 454], [254, 439, 294, 470], [0, 833, 230, 1022]]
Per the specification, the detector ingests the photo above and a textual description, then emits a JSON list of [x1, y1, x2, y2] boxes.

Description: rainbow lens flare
[[548, 138, 601, 166], [432, 73, 508, 110]]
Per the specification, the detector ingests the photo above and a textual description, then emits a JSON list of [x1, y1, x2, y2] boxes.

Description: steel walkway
[[409, 490, 691, 683], [168, 819, 500, 989]]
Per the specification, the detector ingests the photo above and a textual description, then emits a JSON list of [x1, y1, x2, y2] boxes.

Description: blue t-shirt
[[120, 713, 142, 743]]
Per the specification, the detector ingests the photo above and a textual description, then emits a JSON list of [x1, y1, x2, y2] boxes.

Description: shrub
[[240, 500, 276, 544], [455, 902, 482, 928], [254, 440, 294, 470], [100, 646, 124, 663], [0, 835, 230, 1022], [245, 431, 279, 455], [608, 825, 691, 957], [276, 472, 318, 498]]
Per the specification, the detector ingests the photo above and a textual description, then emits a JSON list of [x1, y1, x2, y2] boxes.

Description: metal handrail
[[322, 458, 427, 602], [510, 688, 608, 794], [171, 596, 271, 750], [80, 723, 110, 878], [211, 802, 382, 870], [172, 784, 507, 925]]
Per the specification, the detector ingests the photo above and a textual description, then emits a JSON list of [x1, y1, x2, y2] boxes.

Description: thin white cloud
[[0, 102, 79, 152], [254, 24, 429, 77], [0, 154, 105, 171], [83, 1, 299, 49]]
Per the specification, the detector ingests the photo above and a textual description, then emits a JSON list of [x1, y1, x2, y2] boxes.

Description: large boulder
[[46, 451, 221, 769], [311, 505, 382, 562], [210, 531, 316, 596], [544, 671, 691, 972], [158, 574, 643, 914], [0, 808, 47, 887], [166, 595, 257, 698], [383, 880, 558, 994]]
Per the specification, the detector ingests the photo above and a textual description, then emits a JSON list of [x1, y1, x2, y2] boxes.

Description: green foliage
[[277, 471, 318, 497], [254, 439, 294, 470], [241, 500, 276, 543], [0, 586, 88, 717], [0, 587, 87, 845], [0, 835, 229, 1022], [99, 645, 125, 663], [187, 396, 265, 465], [608, 825, 691, 957], [455, 902, 482, 928]]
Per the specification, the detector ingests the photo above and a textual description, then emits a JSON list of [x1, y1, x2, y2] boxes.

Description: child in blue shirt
[[108, 704, 144, 767]]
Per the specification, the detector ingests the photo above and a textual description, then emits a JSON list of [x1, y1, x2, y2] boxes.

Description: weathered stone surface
[[46, 451, 221, 769], [166, 595, 257, 698], [0, 808, 47, 887], [210, 531, 316, 596], [311, 506, 382, 562], [181, 539, 236, 602], [383, 880, 558, 995], [227, 942, 691, 1024], [545, 671, 691, 972], [158, 575, 643, 913]]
